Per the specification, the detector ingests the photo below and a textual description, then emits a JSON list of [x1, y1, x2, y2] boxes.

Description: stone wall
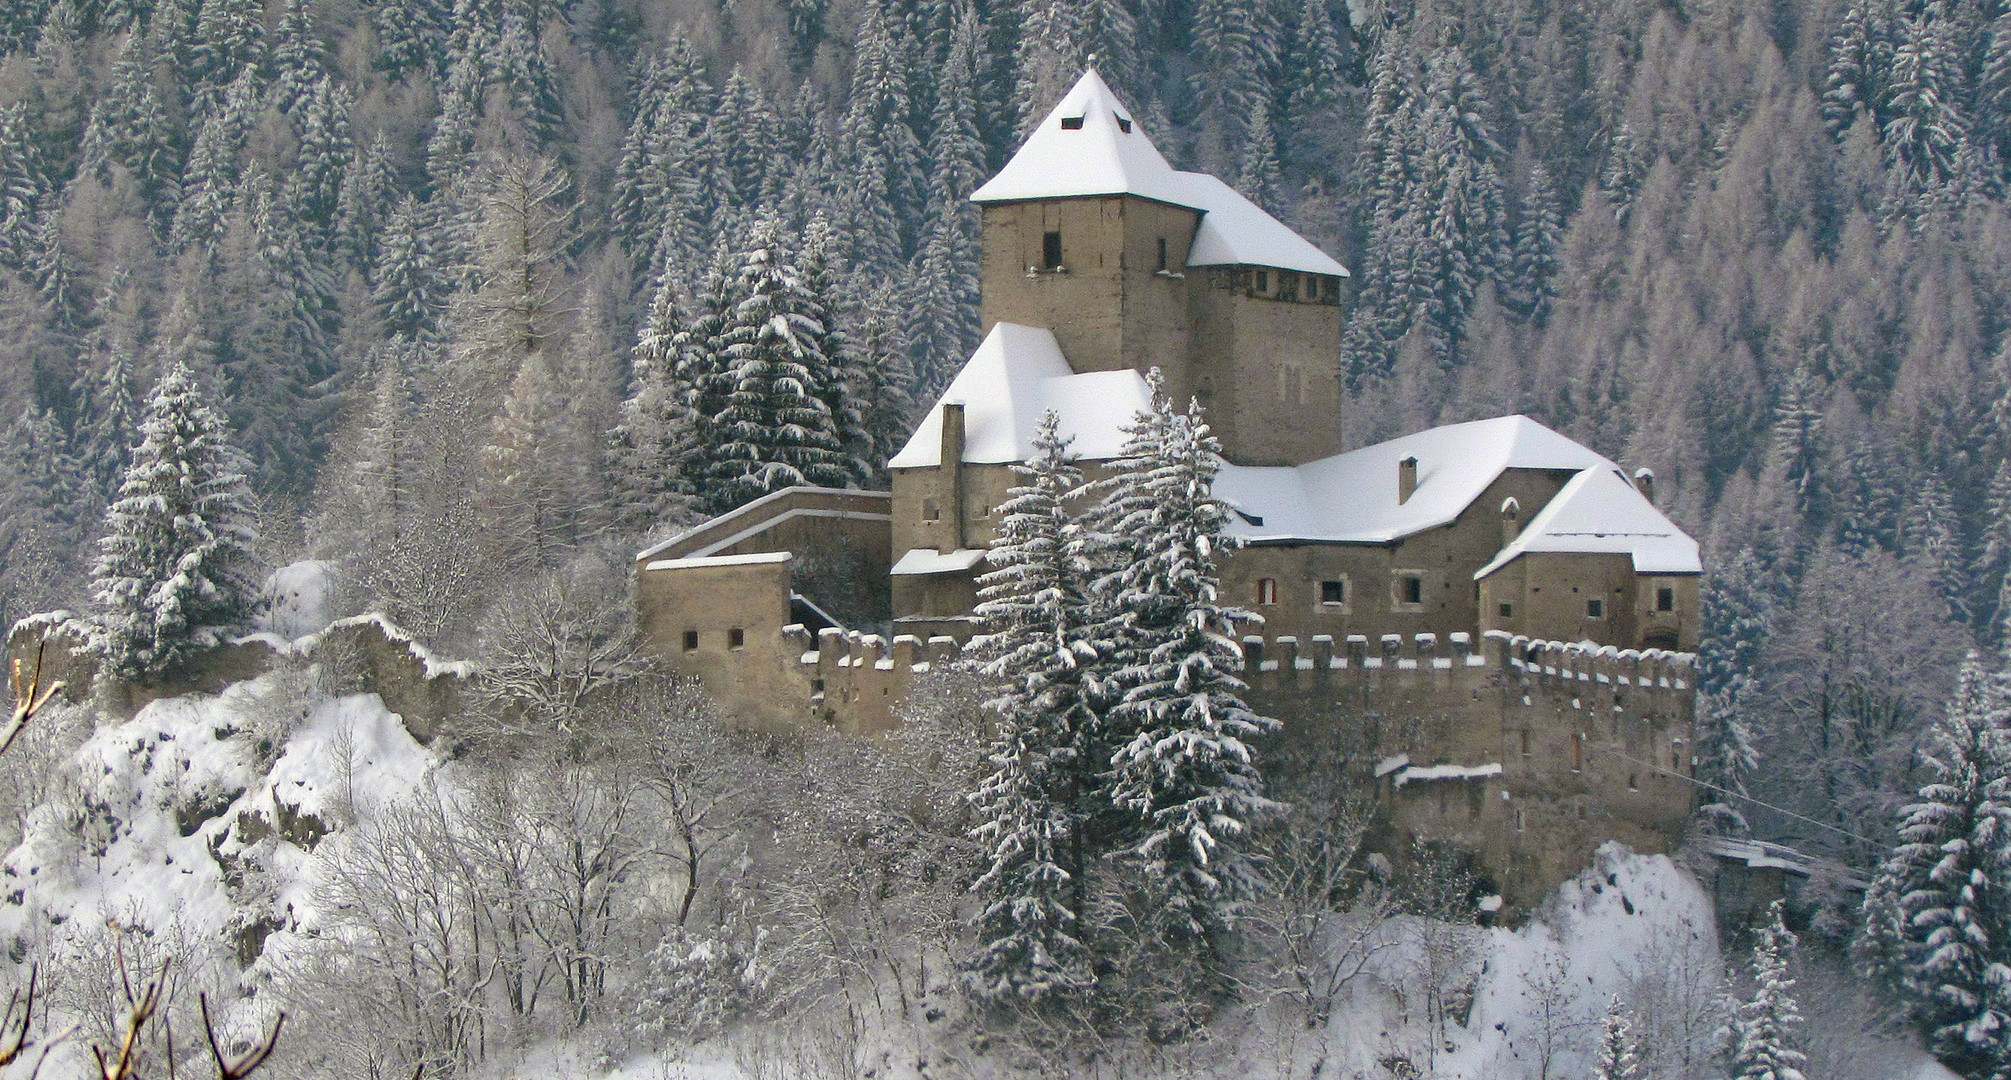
[[5, 614, 474, 742]]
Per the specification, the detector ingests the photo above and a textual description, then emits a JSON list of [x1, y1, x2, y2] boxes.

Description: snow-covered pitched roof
[[970, 70, 1349, 279], [1212, 415, 1701, 575], [887, 323, 1152, 469], [1473, 466, 1701, 578]]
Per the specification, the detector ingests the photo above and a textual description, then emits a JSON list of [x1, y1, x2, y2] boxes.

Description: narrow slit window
[[1042, 230, 1063, 269], [1657, 586, 1675, 612], [1257, 578, 1279, 605], [1255, 270, 1269, 294], [1519, 728, 1531, 757], [1402, 575, 1423, 605], [1571, 732, 1584, 772], [1059, 115, 1084, 130], [1156, 237, 1168, 272]]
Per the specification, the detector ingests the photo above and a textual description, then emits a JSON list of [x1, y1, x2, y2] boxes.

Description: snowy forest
[[2, 0, 2011, 1074]]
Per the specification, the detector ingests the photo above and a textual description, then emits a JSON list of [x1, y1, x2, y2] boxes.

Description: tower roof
[[971, 70, 1349, 279]]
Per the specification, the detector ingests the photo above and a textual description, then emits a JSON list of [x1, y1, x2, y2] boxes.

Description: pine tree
[[703, 217, 852, 511], [1013, 0, 1085, 139], [1511, 163, 1560, 321], [1727, 900, 1809, 1080], [0, 102, 46, 272], [1234, 103, 1283, 211], [1694, 547, 1775, 832], [837, 0, 925, 274], [1190, 0, 1279, 157], [293, 75, 357, 235], [1601, 122, 1645, 224], [853, 281, 917, 479], [1281, 0, 1345, 134], [1883, 2, 1968, 194], [269, 0, 326, 115], [965, 411, 1100, 1003], [77, 30, 175, 220], [1978, 14, 2011, 167], [1864, 655, 2011, 1074], [1906, 472, 1970, 624], [375, 0, 447, 81], [1091, 371, 1279, 956], [89, 360, 260, 680], [374, 193, 446, 344]]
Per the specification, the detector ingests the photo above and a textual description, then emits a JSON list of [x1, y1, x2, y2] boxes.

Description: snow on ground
[[0, 676, 435, 965], [258, 559, 334, 640]]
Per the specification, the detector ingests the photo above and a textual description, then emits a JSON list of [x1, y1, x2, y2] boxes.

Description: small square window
[[1656, 587, 1675, 612], [1257, 578, 1278, 605], [1499, 602, 1513, 618], [1060, 115, 1084, 130], [1587, 598, 1604, 619], [1401, 575, 1423, 605], [1320, 579, 1346, 605], [728, 628, 745, 649], [922, 498, 940, 522], [681, 630, 699, 651], [1042, 230, 1063, 269]]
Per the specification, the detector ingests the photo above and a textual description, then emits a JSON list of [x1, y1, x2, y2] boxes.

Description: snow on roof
[[970, 70, 1349, 278], [1474, 466, 1703, 578], [1215, 415, 1611, 543], [887, 323, 1152, 469], [891, 548, 989, 576], [643, 551, 793, 572]]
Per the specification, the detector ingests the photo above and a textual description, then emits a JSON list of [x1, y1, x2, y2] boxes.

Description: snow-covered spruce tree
[[89, 360, 260, 681], [1861, 654, 2011, 1075], [1590, 997, 1642, 1080], [1728, 900, 1809, 1080], [608, 273, 700, 534], [1090, 370, 1279, 959], [965, 410, 1100, 1004], [703, 216, 852, 512]]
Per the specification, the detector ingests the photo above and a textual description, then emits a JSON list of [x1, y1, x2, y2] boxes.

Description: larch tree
[[1090, 370, 1279, 959], [966, 411, 1100, 1004], [89, 360, 260, 681]]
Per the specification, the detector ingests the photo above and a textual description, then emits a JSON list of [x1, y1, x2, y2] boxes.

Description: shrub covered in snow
[[631, 926, 768, 1048]]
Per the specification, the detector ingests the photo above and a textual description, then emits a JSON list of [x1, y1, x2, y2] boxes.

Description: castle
[[632, 72, 1704, 908]]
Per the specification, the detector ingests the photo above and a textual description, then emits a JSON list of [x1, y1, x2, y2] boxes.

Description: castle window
[[1320, 579, 1346, 605], [1586, 598, 1604, 619], [682, 630, 699, 652], [1468, 782, 1483, 818], [1570, 732, 1584, 772], [1628, 774, 1639, 791], [728, 628, 745, 649], [1042, 230, 1063, 269], [1255, 270, 1269, 294], [1278, 273, 1299, 302], [1515, 807, 1526, 833], [1257, 578, 1279, 605], [1306, 276, 1319, 301], [1115, 114, 1132, 133], [1060, 115, 1084, 130], [1519, 728, 1531, 757], [923, 498, 940, 522], [1400, 574, 1423, 606], [1499, 602, 1513, 618], [1156, 237, 1168, 272], [1657, 586, 1675, 612]]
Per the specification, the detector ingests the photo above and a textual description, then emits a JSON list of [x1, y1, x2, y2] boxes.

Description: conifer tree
[[1589, 998, 1641, 1080], [703, 217, 852, 510], [374, 193, 446, 344], [293, 75, 357, 234], [1728, 900, 1809, 1080], [89, 359, 260, 680], [1884, 2, 1968, 194], [77, 30, 175, 220], [1091, 371, 1279, 956], [608, 274, 699, 532], [0, 102, 45, 272], [966, 411, 1100, 1003], [1864, 655, 2011, 1074], [269, 0, 326, 115], [1282, 0, 1345, 134], [853, 281, 917, 478], [1013, 0, 1085, 139], [1511, 163, 1560, 320], [1824, 0, 1894, 137], [1235, 104, 1283, 210]]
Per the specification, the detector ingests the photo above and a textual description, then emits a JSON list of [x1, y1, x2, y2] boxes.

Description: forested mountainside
[[0, 0, 2008, 908]]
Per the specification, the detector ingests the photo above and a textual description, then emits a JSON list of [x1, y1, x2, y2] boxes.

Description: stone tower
[[969, 70, 1350, 467]]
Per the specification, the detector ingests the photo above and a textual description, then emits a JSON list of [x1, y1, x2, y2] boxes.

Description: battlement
[[777, 622, 1697, 730]]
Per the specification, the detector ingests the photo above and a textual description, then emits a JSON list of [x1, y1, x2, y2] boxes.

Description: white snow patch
[[1392, 762, 1503, 787], [645, 551, 793, 571], [890, 548, 988, 575], [258, 560, 333, 640]]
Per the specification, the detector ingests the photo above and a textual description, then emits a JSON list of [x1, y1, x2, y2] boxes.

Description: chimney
[[1500, 496, 1521, 545], [1398, 456, 1419, 505], [1633, 467, 1654, 505], [941, 403, 967, 552]]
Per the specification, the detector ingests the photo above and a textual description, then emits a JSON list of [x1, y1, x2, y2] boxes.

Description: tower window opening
[[922, 498, 940, 522], [1499, 601, 1513, 618], [1657, 586, 1675, 612], [1042, 230, 1063, 269], [682, 630, 699, 652], [1156, 237, 1168, 272], [1401, 575, 1423, 605], [1519, 728, 1531, 757], [1255, 270, 1269, 294], [1571, 732, 1584, 772], [1587, 598, 1604, 619], [1320, 579, 1346, 605], [1115, 114, 1132, 132], [1060, 115, 1084, 130], [1257, 578, 1279, 605], [728, 628, 745, 649]]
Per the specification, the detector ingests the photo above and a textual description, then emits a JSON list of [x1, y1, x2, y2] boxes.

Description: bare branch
[[200, 992, 285, 1079], [3, 643, 65, 758]]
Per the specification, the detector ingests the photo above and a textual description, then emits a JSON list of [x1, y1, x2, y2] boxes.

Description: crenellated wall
[[770, 622, 1698, 908]]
